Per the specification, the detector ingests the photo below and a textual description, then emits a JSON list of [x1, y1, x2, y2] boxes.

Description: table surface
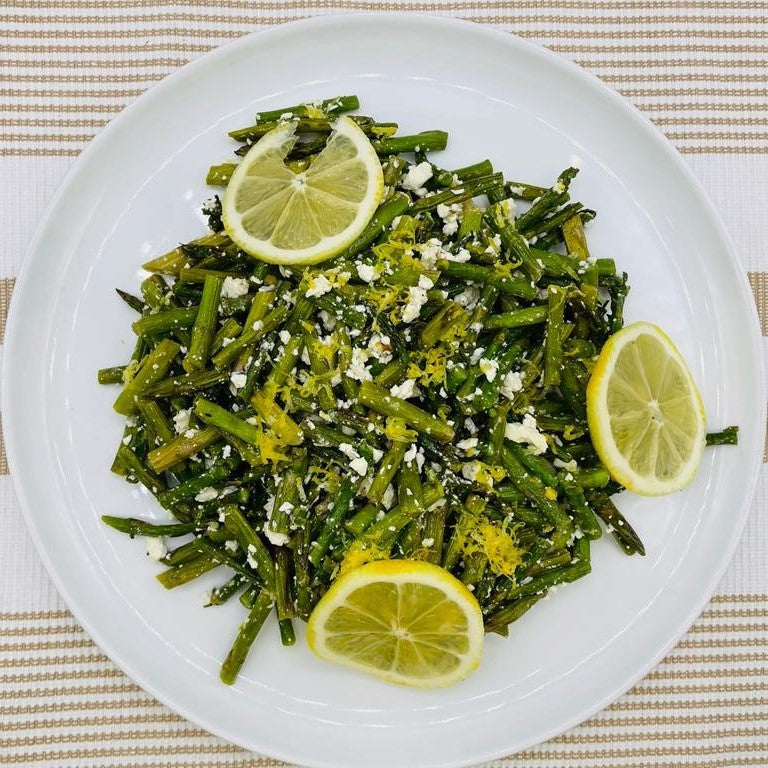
[[1, 2, 767, 767]]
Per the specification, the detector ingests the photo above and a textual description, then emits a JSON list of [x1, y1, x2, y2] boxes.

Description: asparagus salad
[[100, 95, 738, 688]]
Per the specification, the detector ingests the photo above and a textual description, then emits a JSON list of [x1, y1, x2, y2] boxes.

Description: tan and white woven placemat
[[1, 2, 767, 766]]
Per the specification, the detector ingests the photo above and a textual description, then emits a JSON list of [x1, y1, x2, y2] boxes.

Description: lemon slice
[[587, 321, 706, 496], [307, 560, 484, 688], [222, 116, 383, 265]]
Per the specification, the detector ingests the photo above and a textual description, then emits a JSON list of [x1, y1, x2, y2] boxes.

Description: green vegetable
[[100, 94, 734, 685]]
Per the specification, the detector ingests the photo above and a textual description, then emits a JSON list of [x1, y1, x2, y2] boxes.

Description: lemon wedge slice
[[222, 116, 383, 265], [587, 322, 706, 496], [307, 560, 484, 688]]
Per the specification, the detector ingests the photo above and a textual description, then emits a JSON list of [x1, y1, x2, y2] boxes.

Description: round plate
[[4, 14, 764, 768]]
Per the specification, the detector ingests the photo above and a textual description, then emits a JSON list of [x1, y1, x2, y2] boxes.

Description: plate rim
[[4, 12, 765, 767]]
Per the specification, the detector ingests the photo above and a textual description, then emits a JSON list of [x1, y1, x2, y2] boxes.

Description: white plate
[[4, 14, 764, 768]]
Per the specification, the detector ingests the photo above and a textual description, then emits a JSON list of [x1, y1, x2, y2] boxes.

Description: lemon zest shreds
[[462, 518, 525, 577], [338, 541, 389, 576], [371, 217, 418, 265], [306, 464, 342, 496], [256, 430, 291, 465], [301, 268, 351, 298], [241, 413, 296, 466], [383, 417, 417, 442], [466, 460, 505, 491]]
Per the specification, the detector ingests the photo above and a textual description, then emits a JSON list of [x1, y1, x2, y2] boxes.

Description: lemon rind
[[586, 321, 707, 496], [306, 560, 484, 688], [222, 116, 383, 265]]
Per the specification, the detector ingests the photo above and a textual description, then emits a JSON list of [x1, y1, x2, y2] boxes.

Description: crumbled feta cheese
[[403, 443, 418, 465], [279, 329, 292, 344], [318, 309, 336, 331], [221, 276, 250, 299], [419, 237, 450, 269], [436, 202, 461, 236], [499, 197, 517, 220], [145, 537, 167, 561], [221, 444, 232, 459], [356, 263, 378, 283], [230, 372, 247, 389], [464, 417, 477, 435], [346, 347, 372, 381], [461, 461, 481, 481], [278, 501, 294, 514], [456, 437, 479, 453], [225, 539, 239, 554], [263, 525, 290, 546], [499, 370, 523, 399], [469, 347, 486, 365], [350, 456, 369, 476], [367, 333, 393, 364], [401, 161, 433, 191], [338, 443, 359, 460], [390, 378, 419, 400], [453, 284, 480, 310], [382, 483, 396, 509], [421, 537, 435, 548], [402, 285, 429, 323], [505, 413, 548, 455], [418, 274, 434, 290], [479, 357, 499, 382], [195, 486, 219, 503], [173, 408, 191, 434], [184, 429, 198, 439], [305, 274, 332, 298], [554, 458, 578, 473], [445, 247, 471, 263]]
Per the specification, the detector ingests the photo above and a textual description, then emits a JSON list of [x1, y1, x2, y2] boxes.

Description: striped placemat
[[1, 2, 766, 766]]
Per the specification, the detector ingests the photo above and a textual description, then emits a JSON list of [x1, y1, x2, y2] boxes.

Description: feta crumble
[[346, 347, 372, 381], [479, 357, 499, 382], [499, 370, 523, 399], [402, 285, 429, 323], [445, 247, 471, 263], [400, 161, 433, 191], [305, 274, 332, 298], [382, 484, 396, 509], [221, 276, 250, 299], [436, 202, 462, 236], [318, 309, 337, 331], [554, 458, 578, 473], [356, 263, 378, 283], [172, 408, 191, 434], [194, 486, 219, 503], [505, 413, 548, 455], [263, 526, 290, 547], [230, 372, 247, 389], [419, 237, 450, 269], [145, 537, 167, 561], [368, 333, 393, 363], [390, 378, 419, 400]]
